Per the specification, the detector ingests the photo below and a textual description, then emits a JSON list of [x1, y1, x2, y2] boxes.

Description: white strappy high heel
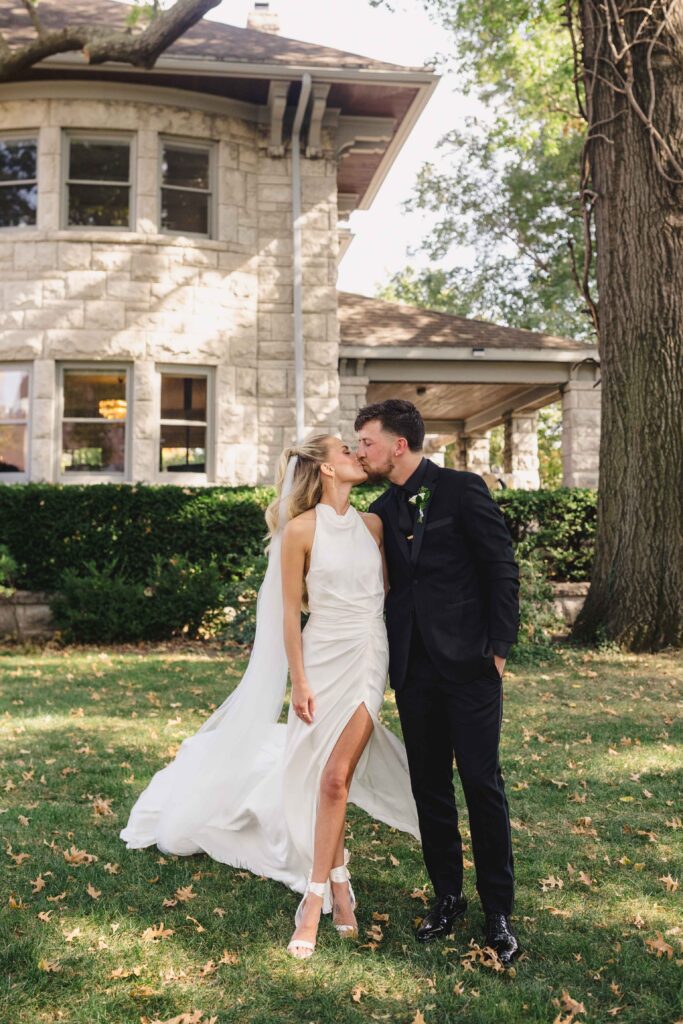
[[329, 848, 358, 939], [287, 879, 327, 959]]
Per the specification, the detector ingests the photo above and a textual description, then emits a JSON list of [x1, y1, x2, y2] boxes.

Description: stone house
[[0, 0, 600, 489]]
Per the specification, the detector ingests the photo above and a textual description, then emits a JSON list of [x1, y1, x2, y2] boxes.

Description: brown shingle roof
[[0, 0, 425, 72], [338, 292, 592, 351]]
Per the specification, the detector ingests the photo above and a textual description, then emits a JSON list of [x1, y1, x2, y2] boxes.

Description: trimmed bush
[[49, 554, 224, 644], [0, 481, 596, 595]]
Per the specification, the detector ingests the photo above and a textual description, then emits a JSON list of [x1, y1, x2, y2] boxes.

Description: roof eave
[[38, 51, 438, 84], [34, 53, 439, 212], [339, 345, 599, 362]]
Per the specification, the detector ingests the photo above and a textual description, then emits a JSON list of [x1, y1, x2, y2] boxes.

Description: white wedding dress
[[120, 498, 420, 915]]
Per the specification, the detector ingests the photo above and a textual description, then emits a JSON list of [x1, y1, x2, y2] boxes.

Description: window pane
[[160, 375, 207, 422], [63, 371, 126, 420], [68, 184, 130, 227], [162, 146, 209, 189], [161, 188, 208, 234], [61, 422, 125, 473], [0, 139, 36, 182], [0, 369, 29, 419], [0, 184, 37, 228], [0, 424, 27, 473], [69, 140, 129, 182], [159, 425, 206, 473]]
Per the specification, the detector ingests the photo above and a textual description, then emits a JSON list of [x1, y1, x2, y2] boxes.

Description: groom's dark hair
[[354, 399, 425, 452]]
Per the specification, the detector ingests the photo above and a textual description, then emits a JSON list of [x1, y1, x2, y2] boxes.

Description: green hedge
[[495, 487, 597, 581], [0, 481, 596, 592]]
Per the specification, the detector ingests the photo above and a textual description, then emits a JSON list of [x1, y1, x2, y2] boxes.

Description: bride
[[120, 433, 420, 959]]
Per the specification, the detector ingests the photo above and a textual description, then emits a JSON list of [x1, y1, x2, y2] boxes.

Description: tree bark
[[573, 0, 683, 649], [0, 0, 222, 81]]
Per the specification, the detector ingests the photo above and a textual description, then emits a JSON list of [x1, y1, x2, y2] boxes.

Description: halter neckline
[[316, 502, 356, 525]]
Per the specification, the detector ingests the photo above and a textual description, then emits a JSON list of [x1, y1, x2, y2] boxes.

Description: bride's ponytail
[[264, 433, 333, 538]]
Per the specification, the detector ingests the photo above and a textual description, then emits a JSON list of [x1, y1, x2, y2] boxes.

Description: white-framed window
[[0, 363, 31, 482], [156, 365, 214, 481], [159, 137, 215, 238], [58, 364, 131, 480], [0, 133, 38, 229], [62, 131, 134, 229]]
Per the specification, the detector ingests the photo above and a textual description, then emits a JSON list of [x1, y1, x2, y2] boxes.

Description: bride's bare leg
[[288, 704, 374, 950]]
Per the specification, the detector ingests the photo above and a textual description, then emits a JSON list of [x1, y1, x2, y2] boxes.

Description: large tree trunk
[[573, 1, 683, 649]]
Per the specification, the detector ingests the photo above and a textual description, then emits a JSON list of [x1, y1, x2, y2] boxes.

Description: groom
[[355, 399, 520, 966]]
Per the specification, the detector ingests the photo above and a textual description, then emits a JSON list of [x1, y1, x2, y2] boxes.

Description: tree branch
[[21, 0, 44, 38], [0, 0, 222, 81]]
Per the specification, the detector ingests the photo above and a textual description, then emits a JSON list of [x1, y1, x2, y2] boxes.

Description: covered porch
[[337, 293, 601, 488]]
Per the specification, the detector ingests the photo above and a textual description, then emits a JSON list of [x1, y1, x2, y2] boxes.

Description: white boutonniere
[[408, 485, 432, 524]]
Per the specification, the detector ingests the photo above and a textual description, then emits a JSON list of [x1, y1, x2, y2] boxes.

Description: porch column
[[338, 373, 368, 443], [503, 411, 540, 489], [561, 377, 601, 487], [463, 431, 491, 475]]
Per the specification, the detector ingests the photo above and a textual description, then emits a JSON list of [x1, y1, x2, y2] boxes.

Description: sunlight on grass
[[1, 644, 681, 1024]]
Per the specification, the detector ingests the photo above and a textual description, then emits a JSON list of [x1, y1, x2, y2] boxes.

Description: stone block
[[84, 300, 126, 330], [66, 270, 107, 299], [57, 242, 92, 270], [31, 397, 56, 440], [14, 241, 57, 270], [32, 359, 56, 400], [24, 303, 83, 330], [91, 248, 133, 273], [0, 330, 43, 359], [131, 253, 171, 280], [258, 369, 287, 397], [5, 280, 41, 309], [133, 361, 156, 403], [38, 191, 60, 231], [107, 275, 150, 305], [182, 247, 218, 269], [236, 367, 257, 396]]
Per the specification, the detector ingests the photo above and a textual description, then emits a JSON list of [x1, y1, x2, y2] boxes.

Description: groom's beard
[[360, 457, 395, 484]]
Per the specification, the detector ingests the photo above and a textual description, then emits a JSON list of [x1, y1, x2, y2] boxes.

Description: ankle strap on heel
[[306, 879, 328, 899], [329, 847, 352, 884]]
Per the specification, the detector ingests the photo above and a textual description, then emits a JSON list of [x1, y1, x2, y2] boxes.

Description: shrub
[[494, 487, 596, 581], [0, 543, 18, 599], [50, 554, 224, 644], [509, 552, 565, 665]]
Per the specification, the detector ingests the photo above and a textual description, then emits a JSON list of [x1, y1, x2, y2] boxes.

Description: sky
[[203, 0, 478, 296]]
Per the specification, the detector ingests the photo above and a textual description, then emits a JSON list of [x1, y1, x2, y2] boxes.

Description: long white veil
[[195, 453, 297, 737], [120, 456, 298, 853]]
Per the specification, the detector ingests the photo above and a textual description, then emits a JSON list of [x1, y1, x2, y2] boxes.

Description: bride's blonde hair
[[264, 432, 334, 538]]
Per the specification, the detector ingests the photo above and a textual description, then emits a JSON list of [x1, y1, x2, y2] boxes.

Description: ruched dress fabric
[[120, 501, 420, 915]]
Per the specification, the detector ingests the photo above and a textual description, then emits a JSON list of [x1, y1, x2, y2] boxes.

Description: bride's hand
[[292, 683, 315, 724]]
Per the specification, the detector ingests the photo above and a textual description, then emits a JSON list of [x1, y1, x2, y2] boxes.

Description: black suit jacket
[[369, 459, 520, 690]]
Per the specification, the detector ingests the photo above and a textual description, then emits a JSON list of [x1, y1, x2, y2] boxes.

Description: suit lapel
[[409, 460, 441, 568]]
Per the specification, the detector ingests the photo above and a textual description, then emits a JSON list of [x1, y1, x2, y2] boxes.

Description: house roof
[[0, 0, 425, 72], [338, 292, 592, 352], [0, 0, 437, 213]]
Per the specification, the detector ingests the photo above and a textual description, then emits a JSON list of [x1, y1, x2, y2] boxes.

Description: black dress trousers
[[395, 615, 515, 915]]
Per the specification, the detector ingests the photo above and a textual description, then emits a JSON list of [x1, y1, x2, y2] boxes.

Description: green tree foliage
[[376, 0, 595, 340]]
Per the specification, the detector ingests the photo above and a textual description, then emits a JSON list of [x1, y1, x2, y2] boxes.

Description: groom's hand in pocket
[[494, 656, 506, 679]]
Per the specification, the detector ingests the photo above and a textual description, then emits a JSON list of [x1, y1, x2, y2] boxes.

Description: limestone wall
[[0, 87, 340, 485]]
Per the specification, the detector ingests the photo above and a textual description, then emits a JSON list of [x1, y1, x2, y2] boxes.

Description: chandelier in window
[[98, 399, 127, 420]]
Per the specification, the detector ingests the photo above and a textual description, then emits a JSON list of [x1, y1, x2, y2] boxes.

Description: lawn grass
[[0, 641, 681, 1024]]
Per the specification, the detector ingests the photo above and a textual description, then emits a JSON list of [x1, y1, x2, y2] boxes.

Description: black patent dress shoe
[[484, 912, 519, 966], [415, 892, 467, 943]]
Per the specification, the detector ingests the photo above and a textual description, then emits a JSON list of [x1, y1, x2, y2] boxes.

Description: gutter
[[291, 72, 312, 442]]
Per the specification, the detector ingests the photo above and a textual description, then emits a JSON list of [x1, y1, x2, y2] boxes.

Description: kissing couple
[[121, 398, 521, 966]]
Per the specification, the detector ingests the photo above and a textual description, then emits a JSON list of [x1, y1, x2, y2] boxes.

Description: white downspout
[[291, 72, 312, 442]]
